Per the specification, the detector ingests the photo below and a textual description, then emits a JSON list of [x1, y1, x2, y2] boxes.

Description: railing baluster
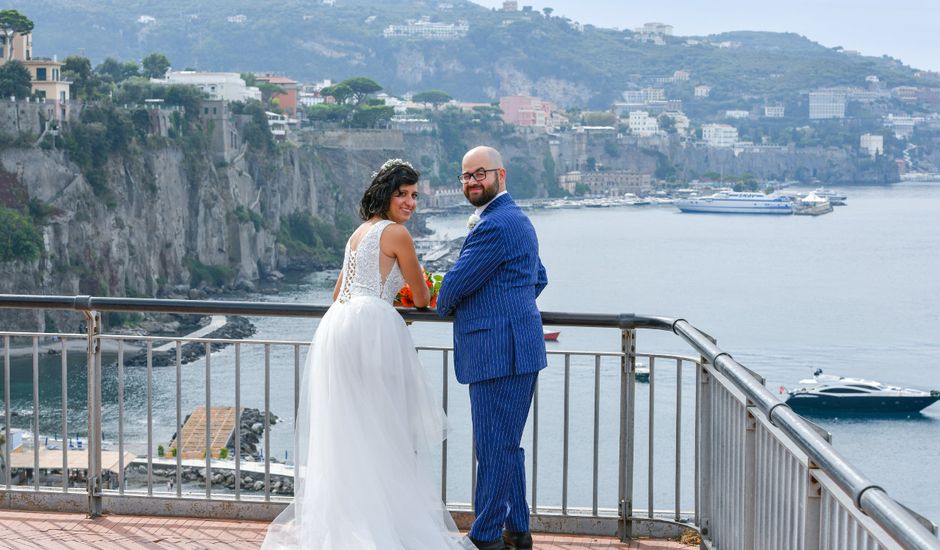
[[4, 335, 10, 489], [234, 342, 241, 501], [562, 353, 570, 515], [675, 358, 682, 521], [264, 343, 271, 501], [205, 342, 212, 499], [648, 355, 655, 518], [293, 344, 300, 421], [531, 376, 539, 514], [175, 341, 182, 497], [146, 341, 153, 496], [117, 340, 125, 495], [61, 337, 68, 492], [441, 349, 448, 503], [593, 354, 601, 516], [32, 336, 39, 491]]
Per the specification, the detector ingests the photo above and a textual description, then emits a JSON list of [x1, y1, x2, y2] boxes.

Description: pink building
[[499, 95, 556, 129]]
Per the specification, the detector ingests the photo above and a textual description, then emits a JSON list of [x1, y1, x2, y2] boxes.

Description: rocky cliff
[[0, 104, 431, 330]]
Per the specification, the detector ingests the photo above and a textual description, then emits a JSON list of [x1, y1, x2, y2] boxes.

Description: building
[[628, 111, 660, 136], [502, 0, 519, 10], [660, 111, 690, 136], [0, 30, 71, 120], [725, 110, 749, 119], [673, 70, 690, 81], [254, 75, 299, 115], [860, 133, 884, 158], [559, 170, 653, 196], [389, 116, 434, 133], [161, 71, 262, 103], [643, 88, 666, 102], [694, 85, 711, 98], [702, 124, 739, 147], [200, 99, 241, 163], [499, 95, 558, 130], [884, 114, 918, 139], [809, 91, 846, 119], [635, 22, 673, 36], [383, 17, 469, 39], [764, 104, 785, 118]]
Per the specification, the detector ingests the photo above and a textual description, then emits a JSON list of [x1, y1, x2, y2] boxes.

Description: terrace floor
[[0, 510, 697, 549]]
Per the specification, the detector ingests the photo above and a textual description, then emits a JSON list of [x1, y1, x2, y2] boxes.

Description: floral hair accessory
[[372, 158, 415, 179]]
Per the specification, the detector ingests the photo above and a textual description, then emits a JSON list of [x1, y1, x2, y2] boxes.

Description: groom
[[437, 146, 548, 550]]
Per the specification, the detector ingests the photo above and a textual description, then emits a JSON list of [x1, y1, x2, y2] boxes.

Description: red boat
[[543, 330, 560, 341]]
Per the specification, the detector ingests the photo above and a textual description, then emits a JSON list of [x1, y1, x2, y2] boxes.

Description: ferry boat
[[675, 191, 793, 214], [785, 369, 940, 414]]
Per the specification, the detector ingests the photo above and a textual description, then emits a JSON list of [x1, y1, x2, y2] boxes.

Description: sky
[[472, 0, 939, 72]]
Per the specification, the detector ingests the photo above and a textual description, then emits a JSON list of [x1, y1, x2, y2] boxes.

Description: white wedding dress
[[262, 220, 472, 550]]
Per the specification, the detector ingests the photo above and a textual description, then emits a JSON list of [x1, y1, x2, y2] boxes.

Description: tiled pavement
[[0, 510, 696, 549]]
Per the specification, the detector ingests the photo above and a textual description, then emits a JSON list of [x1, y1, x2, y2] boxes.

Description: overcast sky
[[472, 0, 939, 72]]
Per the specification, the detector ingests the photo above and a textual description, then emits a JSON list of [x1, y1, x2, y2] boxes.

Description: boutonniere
[[467, 213, 481, 230]]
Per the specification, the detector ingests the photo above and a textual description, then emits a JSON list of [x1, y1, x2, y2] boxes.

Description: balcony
[[0, 294, 938, 549]]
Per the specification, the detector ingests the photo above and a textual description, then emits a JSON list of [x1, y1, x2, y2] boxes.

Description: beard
[[464, 179, 500, 207]]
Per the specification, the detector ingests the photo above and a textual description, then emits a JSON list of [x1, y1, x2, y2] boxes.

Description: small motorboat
[[785, 369, 940, 414], [634, 361, 650, 383], [543, 330, 560, 341]]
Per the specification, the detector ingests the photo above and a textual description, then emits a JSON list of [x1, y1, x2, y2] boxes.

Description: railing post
[[85, 311, 102, 517], [618, 328, 636, 542], [744, 409, 757, 549], [697, 362, 712, 539], [804, 470, 822, 550]]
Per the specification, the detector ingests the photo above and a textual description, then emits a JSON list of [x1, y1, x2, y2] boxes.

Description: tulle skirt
[[262, 296, 472, 550]]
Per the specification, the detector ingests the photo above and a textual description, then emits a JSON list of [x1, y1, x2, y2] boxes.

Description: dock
[[170, 406, 238, 459]]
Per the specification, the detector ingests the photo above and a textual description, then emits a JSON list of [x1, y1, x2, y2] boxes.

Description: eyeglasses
[[458, 168, 499, 184]]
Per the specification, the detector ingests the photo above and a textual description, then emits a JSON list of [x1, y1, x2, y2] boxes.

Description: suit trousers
[[468, 372, 538, 542]]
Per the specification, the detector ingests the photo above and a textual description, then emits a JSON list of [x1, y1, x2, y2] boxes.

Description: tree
[[96, 57, 139, 82], [141, 53, 171, 79], [0, 10, 33, 62], [341, 77, 382, 104], [321, 83, 353, 104], [63, 55, 106, 100], [352, 104, 393, 128], [0, 60, 31, 98], [542, 7, 554, 17], [412, 90, 452, 109]]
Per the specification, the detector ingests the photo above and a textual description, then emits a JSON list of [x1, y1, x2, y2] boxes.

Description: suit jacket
[[437, 193, 548, 384]]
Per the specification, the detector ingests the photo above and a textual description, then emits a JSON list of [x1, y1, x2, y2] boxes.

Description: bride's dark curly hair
[[358, 162, 421, 220]]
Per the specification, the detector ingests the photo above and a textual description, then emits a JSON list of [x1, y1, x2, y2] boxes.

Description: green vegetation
[[0, 205, 43, 262], [186, 258, 235, 288], [278, 212, 355, 266], [0, 9, 33, 62], [0, 60, 31, 98]]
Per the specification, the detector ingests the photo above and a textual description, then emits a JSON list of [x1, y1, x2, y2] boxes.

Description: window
[[819, 388, 866, 394], [36, 67, 47, 81]]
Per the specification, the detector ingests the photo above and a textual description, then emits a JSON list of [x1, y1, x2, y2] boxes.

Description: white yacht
[[676, 191, 793, 214], [785, 369, 940, 414], [812, 187, 847, 205]]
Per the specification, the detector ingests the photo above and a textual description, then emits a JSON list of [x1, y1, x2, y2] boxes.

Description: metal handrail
[[0, 293, 937, 548]]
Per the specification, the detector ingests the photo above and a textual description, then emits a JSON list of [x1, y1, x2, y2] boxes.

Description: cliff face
[[0, 113, 427, 330]]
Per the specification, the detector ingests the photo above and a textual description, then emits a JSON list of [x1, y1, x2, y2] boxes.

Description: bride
[[262, 160, 472, 549]]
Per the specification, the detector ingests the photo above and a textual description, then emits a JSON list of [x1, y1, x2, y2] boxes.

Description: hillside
[[13, 0, 937, 108]]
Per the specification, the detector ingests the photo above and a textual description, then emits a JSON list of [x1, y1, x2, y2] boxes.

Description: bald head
[[463, 146, 504, 170]]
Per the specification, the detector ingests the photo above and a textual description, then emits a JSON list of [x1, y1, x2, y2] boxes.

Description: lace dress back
[[338, 220, 404, 304]]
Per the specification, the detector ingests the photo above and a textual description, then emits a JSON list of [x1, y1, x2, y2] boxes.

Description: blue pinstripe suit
[[437, 193, 547, 542]]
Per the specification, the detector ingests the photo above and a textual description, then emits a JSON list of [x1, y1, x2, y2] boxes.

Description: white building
[[383, 17, 469, 39], [660, 111, 690, 136], [559, 170, 653, 195], [628, 111, 660, 136], [809, 91, 846, 119], [725, 110, 749, 119], [635, 22, 673, 35], [702, 124, 739, 147], [694, 85, 711, 98], [643, 87, 666, 102], [764, 104, 785, 118], [158, 71, 262, 102], [860, 133, 884, 158]]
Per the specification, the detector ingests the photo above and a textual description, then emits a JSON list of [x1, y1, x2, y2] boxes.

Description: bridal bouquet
[[394, 271, 444, 309]]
